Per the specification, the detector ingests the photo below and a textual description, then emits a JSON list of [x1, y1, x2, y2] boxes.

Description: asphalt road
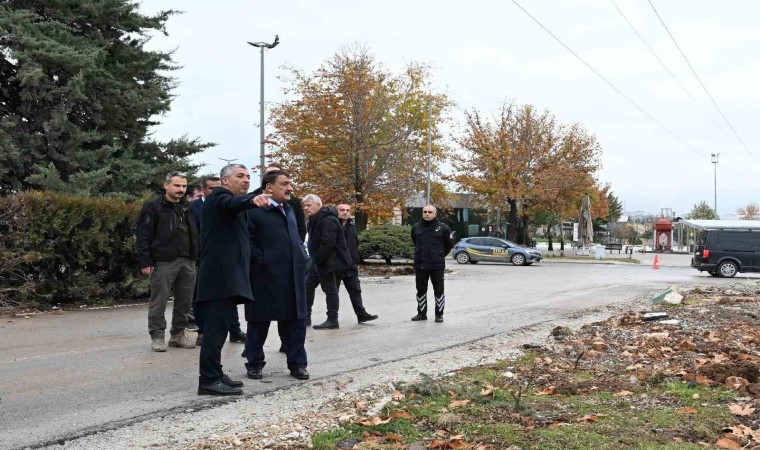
[[0, 260, 752, 449]]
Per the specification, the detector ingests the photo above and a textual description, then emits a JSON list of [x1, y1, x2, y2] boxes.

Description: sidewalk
[[534, 242, 694, 267]]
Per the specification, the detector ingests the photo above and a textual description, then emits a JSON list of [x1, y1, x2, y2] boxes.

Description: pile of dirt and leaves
[[193, 282, 760, 450]]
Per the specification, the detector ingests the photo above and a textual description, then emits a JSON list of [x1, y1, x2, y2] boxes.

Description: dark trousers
[[198, 298, 238, 385], [245, 320, 307, 370], [336, 272, 368, 316], [415, 268, 445, 315], [192, 286, 242, 335], [306, 262, 340, 320], [305, 261, 319, 318]]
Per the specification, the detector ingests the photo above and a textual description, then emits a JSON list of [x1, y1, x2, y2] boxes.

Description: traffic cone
[[652, 255, 660, 270]]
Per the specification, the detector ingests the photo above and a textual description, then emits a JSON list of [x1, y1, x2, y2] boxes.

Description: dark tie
[[277, 204, 285, 216]]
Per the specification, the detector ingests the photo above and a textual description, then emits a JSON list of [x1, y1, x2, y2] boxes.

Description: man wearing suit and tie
[[244, 170, 310, 381]]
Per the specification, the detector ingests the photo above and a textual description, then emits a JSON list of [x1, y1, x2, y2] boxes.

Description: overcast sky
[[138, 0, 759, 218]]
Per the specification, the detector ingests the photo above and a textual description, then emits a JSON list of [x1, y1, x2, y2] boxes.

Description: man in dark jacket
[[411, 205, 453, 323], [244, 171, 309, 380], [190, 175, 246, 345], [303, 194, 352, 330], [335, 204, 378, 323], [252, 165, 306, 242], [196, 164, 270, 396], [136, 171, 198, 352]]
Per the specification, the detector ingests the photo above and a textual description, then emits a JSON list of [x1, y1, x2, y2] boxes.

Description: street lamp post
[[219, 157, 238, 165], [426, 104, 433, 205], [710, 153, 719, 216], [248, 35, 280, 184]]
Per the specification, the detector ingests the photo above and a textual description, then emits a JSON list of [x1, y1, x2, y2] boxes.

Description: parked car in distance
[[451, 237, 542, 266], [691, 228, 760, 278]]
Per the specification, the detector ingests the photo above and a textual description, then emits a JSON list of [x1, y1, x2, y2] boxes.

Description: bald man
[[410, 205, 453, 323], [335, 204, 378, 323]]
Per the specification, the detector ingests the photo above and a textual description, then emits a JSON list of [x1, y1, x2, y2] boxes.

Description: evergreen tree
[[606, 191, 623, 223], [0, 1, 211, 196]]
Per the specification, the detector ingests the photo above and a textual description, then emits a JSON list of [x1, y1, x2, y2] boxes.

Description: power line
[[609, 0, 735, 145], [509, 0, 706, 159], [647, 0, 760, 165]]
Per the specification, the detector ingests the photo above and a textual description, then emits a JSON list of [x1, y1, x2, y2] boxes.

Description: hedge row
[[0, 192, 417, 311], [0, 192, 147, 310]]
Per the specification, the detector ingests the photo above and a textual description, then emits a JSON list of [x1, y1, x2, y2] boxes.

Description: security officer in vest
[[411, 205, 453, 323]]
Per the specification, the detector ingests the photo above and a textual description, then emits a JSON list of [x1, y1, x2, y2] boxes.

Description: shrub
[[0, 192, 148, 310], [358, 224, 414, 264]]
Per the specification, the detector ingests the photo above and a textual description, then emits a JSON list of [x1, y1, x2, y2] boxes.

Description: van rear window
[[716, 231, 759, 249]]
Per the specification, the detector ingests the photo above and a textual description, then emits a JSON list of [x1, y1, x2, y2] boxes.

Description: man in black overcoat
[[190, 175, 246, 345], [302, 194, 352, 330], [196, 164, 270, 396], [244, 171, 309, 380]]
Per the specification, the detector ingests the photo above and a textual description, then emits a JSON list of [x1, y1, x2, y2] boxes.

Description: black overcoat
[[341, 218, 361, 277], [307, 207, 351, 275], [196, 187, 259, 304], [245, 202, 308, 321]]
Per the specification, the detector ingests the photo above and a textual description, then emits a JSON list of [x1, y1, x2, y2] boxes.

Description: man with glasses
[[136, 171, 198, 352]]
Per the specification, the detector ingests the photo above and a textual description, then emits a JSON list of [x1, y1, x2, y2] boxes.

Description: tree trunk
[[548, 233, 554, 251], [521, 213, 530, 246], [355, 208, 369, 232], [559, 215, 565, 251], [507, 198, 518, 242]]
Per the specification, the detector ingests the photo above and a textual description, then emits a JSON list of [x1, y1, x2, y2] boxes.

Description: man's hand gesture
[[251, 193, 272, 207]]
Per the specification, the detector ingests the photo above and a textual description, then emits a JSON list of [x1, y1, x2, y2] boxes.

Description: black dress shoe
[[357, 313, 379, 323], [221, 374, 244, 387], [290, 367, 309, 380], [246, 366, 263, 379], [313, 319, 339, 329], [435, 314, 444, 323], [198, 380, 243, 396], [279, 343, 286, 353], [411, 314, 427, 321], [229, 330, 246, 343]]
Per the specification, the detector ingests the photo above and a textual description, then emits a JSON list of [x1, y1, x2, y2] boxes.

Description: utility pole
[[711, 153, 719, 216], [426, 103, 433, 205], [248, 35, 280, 184]]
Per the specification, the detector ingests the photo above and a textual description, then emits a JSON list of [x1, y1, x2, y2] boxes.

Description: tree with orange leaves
[[453, 102, 556, 242], [269, 45, 450, 231], [454, 101, 602, 248], [528, 123, 602, 250]]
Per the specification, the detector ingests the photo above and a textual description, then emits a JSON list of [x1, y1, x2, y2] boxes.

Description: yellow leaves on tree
[[453, 101, 602, 243], [269, 45, 450, 231]]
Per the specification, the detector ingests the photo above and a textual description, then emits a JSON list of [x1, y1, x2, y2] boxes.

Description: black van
[[691, 228, 760, 277]]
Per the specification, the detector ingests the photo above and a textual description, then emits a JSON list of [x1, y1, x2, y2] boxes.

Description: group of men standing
[[136, 165, 451, 396]]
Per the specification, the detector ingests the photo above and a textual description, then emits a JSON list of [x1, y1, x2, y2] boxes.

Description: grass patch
[[312, 295, 759, 449]]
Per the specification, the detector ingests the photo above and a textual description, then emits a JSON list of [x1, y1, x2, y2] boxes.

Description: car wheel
[[468, 260, 478, 264], [511, 254, 526, 266], [718, 261, 738, 278], [455, 252, 470, 264]]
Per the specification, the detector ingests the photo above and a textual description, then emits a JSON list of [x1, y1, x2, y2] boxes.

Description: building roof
[[681, 219, 760, 230]]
